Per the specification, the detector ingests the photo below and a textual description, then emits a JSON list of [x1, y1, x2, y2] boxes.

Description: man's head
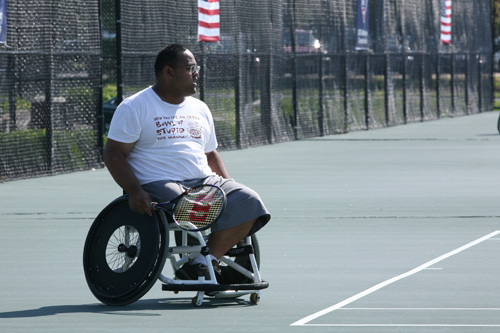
[[154, 44, 199, 103], [154, 44, 188, 79]]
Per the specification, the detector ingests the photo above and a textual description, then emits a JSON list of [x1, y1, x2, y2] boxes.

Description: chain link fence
[[0, 0, 102, 182], [0, 0, 493, 182], [113, 0, 492, 150]]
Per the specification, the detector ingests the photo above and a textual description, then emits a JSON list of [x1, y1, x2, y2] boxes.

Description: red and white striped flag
[[440, 0, 452, 44], [198, 0, 220, 42]]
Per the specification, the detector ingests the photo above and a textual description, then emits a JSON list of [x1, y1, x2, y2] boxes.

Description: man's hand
[[128, 187, 153, 216]]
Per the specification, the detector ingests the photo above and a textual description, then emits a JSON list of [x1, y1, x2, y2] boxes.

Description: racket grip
[[149, 202, 157, 210]]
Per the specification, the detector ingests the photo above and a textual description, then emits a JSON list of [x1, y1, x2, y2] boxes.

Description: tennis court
[[1, 111, 499, 332]]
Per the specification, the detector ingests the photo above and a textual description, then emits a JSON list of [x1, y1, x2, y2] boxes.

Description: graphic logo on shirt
[[154, 115, 203, 141], [187, 122, 202, 139]]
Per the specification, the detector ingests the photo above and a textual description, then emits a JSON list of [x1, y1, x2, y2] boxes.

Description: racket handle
[[149, 202, 157, 210]]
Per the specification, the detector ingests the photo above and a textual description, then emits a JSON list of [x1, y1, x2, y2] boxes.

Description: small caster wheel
[[250, 293, 260, 304], [173, 291, 179, 295], [192, 296, 203, 307]]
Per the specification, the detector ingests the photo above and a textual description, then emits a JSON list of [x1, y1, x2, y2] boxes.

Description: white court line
[[300, 324, 500, 327], [337, 308, 500, 310], [290, 230, 500, 327]]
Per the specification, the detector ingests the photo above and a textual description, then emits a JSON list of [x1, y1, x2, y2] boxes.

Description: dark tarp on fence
[[0, 0, 102, 182]]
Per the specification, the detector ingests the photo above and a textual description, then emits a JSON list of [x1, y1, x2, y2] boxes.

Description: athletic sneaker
[[175, 260, 221, 281]]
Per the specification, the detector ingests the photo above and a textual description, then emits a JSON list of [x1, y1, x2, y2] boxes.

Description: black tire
[[497, 112, 500, 134], [174, 231, 260, 284], [83, 196, 168, 306]]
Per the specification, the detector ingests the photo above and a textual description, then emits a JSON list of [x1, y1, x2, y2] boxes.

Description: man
[[104, 44, 270, 281]]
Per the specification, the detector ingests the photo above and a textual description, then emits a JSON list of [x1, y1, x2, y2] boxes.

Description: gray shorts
[[142, 175, 270, 235]]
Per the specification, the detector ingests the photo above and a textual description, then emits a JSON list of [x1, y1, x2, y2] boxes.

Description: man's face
[[171, 50, 199, 97]]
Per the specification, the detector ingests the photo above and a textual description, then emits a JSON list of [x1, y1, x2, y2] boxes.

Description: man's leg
[[207, 218, 257, 259]]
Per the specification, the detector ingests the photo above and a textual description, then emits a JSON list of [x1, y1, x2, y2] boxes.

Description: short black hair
[[154, 44, 187, 78]]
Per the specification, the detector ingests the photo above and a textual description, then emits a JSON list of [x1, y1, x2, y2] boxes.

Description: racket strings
[[174, 187, 225, 229]]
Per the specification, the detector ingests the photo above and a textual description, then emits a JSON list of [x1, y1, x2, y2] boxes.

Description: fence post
[[420, 53, 425, 121], [288, 0, 298, 140], [402, 53, 407, 124], [436, 53, 441, 118], [478, 54, 483, 112], [364, 53, 370, 129], [199, 43, 206, 102], [465, 53, 469, 115], [384, 53, 389, 126], [343, 54, 349, 133], [115, 0, 123, 104], [7, 54, 16, 133], [235, 39, 242, 148], [451, 54, 455, 114], [318, 52, 324, 136]]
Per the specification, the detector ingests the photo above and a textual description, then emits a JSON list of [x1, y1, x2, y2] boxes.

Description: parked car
[[103, 96, 118, 134], [284, 29, 321, 53]]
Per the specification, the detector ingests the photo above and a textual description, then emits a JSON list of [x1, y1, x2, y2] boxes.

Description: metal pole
[[97, 0, 104, 160], [402, 53, 407, 124], [364, 53, 370, 129], [478, 54, 483, 112], [289, 0, 298, 140], [451, 53, 455, 114], [318, 52, 324, 136], [465, 53, 469, 115], [384, 53, 389, 126], [199, 43, 206, 102], [420, 53, 425, 121], [7, 55, 15, 133], [235, 36, 242, 148], [115, 0, 123, 104], [436, 54, 441, 118]]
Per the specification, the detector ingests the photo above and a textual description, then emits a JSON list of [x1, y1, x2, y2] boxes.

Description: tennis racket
[[150, 184, 226, 231]]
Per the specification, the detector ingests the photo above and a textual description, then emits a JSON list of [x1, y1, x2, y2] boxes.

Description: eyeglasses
[[180, 65, 200, 74]]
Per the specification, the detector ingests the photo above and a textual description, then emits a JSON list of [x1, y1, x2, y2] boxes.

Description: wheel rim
[[106, 225, 141, 273], [83, 198, 168, 304]]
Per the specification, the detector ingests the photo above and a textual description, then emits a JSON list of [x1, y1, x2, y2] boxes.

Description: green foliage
[[64, 86, 93, 105], [103, 83, 117, 102], [0, 97, 32, 114], [0, 128, 99, 181], [494, 74, 500, 109]]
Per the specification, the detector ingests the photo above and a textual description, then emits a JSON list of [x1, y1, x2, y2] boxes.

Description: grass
[[103, 83, 117, 102], [494, 73, 500, 110]]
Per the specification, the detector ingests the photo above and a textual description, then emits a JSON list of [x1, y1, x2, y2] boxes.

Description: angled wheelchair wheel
[[498, 112, 500, 134], [174, 232, 260, 284], [83, 196, 168, 306]]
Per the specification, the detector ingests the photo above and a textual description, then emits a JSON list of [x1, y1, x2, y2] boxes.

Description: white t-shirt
[[107, 87, 217, 184]]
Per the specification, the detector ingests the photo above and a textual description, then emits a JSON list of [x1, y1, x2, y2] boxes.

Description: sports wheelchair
[[83, 195, 268, 307]]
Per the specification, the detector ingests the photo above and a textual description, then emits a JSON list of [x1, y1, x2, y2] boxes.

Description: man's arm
[[206, 150, 230, 179], [104, 138, 152, 216]]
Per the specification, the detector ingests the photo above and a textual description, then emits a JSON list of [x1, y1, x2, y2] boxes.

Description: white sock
[[190, 253, 217, 265]]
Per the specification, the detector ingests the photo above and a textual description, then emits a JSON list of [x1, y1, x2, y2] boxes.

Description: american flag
[[198, 0, 220, 42], [440, 0, 452, 44]]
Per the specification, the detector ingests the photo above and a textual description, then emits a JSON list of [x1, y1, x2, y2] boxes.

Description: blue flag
[[355, 0, 369, 50], [0, 0, 6, 44]]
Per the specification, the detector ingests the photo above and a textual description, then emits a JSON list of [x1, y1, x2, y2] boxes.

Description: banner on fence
[[0, 0, 6, 43], [355, 0, 369, 50], [198, 0, 220, 42], [440, 0, 452, 44]]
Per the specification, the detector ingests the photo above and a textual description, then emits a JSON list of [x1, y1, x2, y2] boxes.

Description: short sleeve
[[107, 102, 142, 143]]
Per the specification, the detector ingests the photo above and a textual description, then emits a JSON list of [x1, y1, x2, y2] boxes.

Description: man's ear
[[163, 65, 174, 79]]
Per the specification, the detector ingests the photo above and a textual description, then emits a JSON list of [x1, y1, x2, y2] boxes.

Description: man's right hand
[[128, 188, 153, 216]]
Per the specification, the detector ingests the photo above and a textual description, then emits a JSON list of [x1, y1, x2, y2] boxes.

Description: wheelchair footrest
[[162, 281, 269, 292]]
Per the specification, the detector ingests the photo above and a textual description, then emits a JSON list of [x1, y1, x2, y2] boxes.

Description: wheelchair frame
[[83, 195, 268, 307]]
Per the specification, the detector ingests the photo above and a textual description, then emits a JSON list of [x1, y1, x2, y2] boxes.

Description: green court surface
[[1, 111, 500, 332]]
